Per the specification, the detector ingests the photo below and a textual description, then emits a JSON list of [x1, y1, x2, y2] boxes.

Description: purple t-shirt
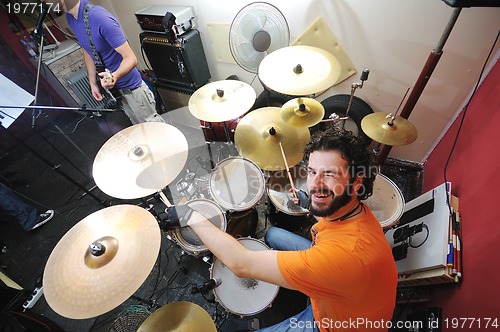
[[66, 0, 141, 89]]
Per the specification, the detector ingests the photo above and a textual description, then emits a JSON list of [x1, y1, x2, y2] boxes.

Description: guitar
[[98, 68, 122, 110]]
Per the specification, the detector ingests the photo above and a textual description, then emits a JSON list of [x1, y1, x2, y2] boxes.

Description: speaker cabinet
[[140, 29, 211, 90]]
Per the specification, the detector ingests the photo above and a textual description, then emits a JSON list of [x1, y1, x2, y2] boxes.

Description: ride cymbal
[[188, 80, 256, 122], [361, 112, 418, 146], [234, 107, 310, 171], [258, 45, 341, 96], [281, 97, 325, 127], [43, 205, 161, 319], [93, 122, 188, 199], [137, 301, 217, 332]]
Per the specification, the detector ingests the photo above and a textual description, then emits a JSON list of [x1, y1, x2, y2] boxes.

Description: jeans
[[265, 226, 312, 251], [256, 227, 318, 332], [256, 305, 319, 332], [0, 183, 38, 231]]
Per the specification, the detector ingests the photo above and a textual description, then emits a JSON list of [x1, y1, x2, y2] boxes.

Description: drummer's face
[[306, 150, 354, 217]]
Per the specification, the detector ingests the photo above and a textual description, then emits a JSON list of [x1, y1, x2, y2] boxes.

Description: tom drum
[[364, 174, 405, 229], [171, 199, 227, 256], [208, 157, 266, 212]]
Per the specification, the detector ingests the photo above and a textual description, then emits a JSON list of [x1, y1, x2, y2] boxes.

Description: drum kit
[[42, 45, 417, 327]]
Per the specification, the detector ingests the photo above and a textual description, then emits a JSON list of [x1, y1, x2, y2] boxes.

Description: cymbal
[[43, 205, 161, 319], [258, 45, 341, 96], [361, 112, 418, 146], [93, 122, 188, 199], [137, 301, 216, 332], [188, 80, 256, 122], [281, 97, 325, 127], [234, 107, 310, 171]]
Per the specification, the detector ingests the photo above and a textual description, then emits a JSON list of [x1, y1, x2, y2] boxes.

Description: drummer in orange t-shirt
[[181, 127, 397, 331]]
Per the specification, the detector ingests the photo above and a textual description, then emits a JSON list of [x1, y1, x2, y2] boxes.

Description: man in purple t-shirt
[[54, 0, 163, 124]]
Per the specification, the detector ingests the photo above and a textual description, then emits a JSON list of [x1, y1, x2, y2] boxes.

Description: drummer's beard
[[308, 185, 352, 218]]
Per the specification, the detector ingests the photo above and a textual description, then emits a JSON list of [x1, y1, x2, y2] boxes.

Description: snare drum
[[208, 157, 266, 212], [171, 199, 227, 256], [364, 174, 405, 229], [267, 165, 309, 216], [210, 237, 279, 316]]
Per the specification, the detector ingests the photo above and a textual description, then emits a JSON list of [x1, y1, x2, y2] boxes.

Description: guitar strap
[[83, 3, 121, 102]]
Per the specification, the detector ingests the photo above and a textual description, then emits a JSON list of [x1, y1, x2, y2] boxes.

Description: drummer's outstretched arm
[[187, 211, 295, 290]]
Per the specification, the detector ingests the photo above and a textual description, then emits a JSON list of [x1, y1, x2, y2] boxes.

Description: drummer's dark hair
[[303, 127, 377, 200]]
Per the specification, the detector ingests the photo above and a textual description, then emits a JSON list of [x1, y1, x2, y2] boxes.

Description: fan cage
[[229, 2, 290, 73]]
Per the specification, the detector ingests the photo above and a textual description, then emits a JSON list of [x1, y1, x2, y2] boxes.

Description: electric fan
[[229, 2, 290, 73]]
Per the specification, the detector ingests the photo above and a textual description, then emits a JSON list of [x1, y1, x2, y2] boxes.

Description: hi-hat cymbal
[[235, 107, 310, 171], [281, 97, 325, 127], [188, 80, 256, 122], [137, 301, 216, 332], [43, 205, 161, 319], [258, 45, 341, 96], [361, 112, 418, 146], [93, 122, 188, 199]]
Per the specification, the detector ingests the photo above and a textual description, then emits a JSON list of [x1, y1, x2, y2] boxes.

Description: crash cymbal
[[258, 45, 341, 96], [43, 205, 161, 319], [281, 97, 325, 127], [235, 107, 310, 171], [93, 122, 188, 199], [188, 80, 256, 122], [361, 112, 418, 146], [137, 301, 216, 332]]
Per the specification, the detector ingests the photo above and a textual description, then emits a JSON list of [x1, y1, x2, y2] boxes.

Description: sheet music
[[0, 73, 34, 128]]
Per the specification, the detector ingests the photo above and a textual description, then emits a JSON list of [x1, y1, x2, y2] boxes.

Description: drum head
[[364, 174, 405, 228], [210, 238, 279, 316], [172, 199, 226, 256], [209, 157, 265, 211], [267, 165, 309, 215]]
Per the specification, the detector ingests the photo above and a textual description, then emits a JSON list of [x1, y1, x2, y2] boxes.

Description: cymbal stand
[[343, 68, 370, 129], [371, 88, 410, 155]]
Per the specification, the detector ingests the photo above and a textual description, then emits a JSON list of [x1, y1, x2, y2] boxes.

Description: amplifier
[[140, 29, 211, 89], [135, 5, 195, 35]]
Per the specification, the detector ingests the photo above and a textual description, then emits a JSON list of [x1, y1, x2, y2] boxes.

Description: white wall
[[89, 0, 499, 162]]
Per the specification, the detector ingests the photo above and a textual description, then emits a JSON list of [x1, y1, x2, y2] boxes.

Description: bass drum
[[201, 116, 242, 142], [310, 94, 374, 145], [210, 237, 279, 316]]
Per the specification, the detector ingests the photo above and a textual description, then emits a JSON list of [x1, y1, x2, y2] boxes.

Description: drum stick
[[278, 142, 298, 198], [158, 190, 172, 207]]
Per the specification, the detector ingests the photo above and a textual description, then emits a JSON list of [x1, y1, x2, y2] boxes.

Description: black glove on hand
[[296, 190, 309, 209], [165, 205, 194, 229]]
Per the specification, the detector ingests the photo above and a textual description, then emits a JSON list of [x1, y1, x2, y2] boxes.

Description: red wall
[[422, 58, 500, 330]]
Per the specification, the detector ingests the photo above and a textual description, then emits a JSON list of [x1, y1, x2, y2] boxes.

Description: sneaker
[[30, 210, 54, 231]]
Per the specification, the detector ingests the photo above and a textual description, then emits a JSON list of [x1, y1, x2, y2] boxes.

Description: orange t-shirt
[[277, 208, 397, 331]]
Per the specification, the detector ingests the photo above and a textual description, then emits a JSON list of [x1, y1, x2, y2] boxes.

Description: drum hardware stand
[[376, 7, 462, 164], [343, 68, 370, 129]]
